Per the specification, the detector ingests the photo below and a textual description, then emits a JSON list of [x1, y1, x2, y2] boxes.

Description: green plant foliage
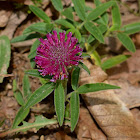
[[76, 83, 120, 94], [54, 81, 65, 126], [84, 21, 104, 43], [75, 29, 82, 42], [71, 67, 80, 90], [110, 2, 121, 31], [121, 22, 140, 35], [72, 0, 86, 21], [12, 82, 54, 128], [23, 75, 31, 101], [11, 33, 41, 43], [117, 32, 136, 52], [25, 69, 52, 79], [55, 19, 75, 29], [8, 0, 140, 134], [0, 36, 11, 83], [29, 5, 51, 23], [24, 22, 53, 35], [13, 80, 25, 106], [79, 62, 90, 75], [51, 0, 63, 12], [15, 116, 57, 132], [28, 39, 40, 59], [87, 1, 114, 21], [70, 92, 79, 131], [61, 7, 74, 21], [101, 55, 131, 70], [91, 50, 101, 66]]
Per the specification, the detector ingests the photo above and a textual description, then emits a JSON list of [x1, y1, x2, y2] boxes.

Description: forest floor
[[0, 0, 140, 139]]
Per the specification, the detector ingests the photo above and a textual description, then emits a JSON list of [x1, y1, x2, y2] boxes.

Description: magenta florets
[[35, 30, 83, 82]]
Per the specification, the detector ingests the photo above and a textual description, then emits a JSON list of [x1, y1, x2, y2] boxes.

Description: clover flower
[[35, 30, 83, 82]]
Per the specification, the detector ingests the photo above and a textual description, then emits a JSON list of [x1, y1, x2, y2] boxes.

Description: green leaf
[[28, 39, 40, 59], [61, 8, 73, 21], [72, 0, 86, 21], [13, 80, 24, 106], [39, 78, 50, 85], [51, 0, 63, 12], [65, 104, 70, 119], [29, 5, 51, 23], [84, 21, 104, 43], [94, 0, 101, 6], [12, 82, 54, 128], [54, 81, 65, 126], [71, 67, 80, 90], [23, 75, 31, 101], [25, 69, 52, 79], [15, 116, 57, 132], [66, 28, 76, 35], [11, 33, 41, 43], [121, 22, 140, 35], [74, 29, 81, 42], [24, 22, 53, 35], [30, 58, 36, 68], [70, 92, 79, 132], [94, 0, 109, 25], [76, 83, 120, 94], [55, 19, 75, 29], [101, 55, 131, 70], [110, 2, 121, 31], [87, 1, 114, 21], [117, 32, 136, 53], [79, 62, 90, 75], [87, 24, 107, 43], [0, 36, 11, 83], [23, 27, 32, 35], [91, 50, 101, 66], [81, 52, 91, 58]]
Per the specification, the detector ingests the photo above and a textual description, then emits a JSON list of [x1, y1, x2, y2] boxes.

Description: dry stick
[[0, 74, 14, 77]]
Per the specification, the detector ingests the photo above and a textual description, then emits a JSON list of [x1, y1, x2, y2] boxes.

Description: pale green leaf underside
[[0, 35, 11, 83]]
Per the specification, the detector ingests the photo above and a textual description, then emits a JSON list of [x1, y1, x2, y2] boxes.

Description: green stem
[[66, 92, 73, 100], [76, 21, 85, 30]]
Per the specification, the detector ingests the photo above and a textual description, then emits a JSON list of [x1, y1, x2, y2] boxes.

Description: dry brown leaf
[[0, 11, 27, 39], [107, 49, 140, 85], [108, 79, 140, 108], [55, 131, 72, 140], [75, 106, 107, 140], [0, 2, 12, 27], [131, 108, 140, 131], [80, 60, 140, 139], [0, 96, 18, 119], [79, 60, 108, 85]]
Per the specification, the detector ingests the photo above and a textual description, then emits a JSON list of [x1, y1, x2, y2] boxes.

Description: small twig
[[138, 0, 140, 14], [0, 74, 14, 77]]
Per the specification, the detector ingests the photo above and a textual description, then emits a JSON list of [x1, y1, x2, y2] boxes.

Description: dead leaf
[[0, 96, 18, 119], [0, 11, 27, 39], [108, 79, 140, 108], [79, 60, 108, 85], [75, 106, 107, 140], [55, 131, 72, 140], [80, 60, 140, 139], [0, 2, 12, 27], [107, 49, 140, 85], [131, 108, 140, 131]]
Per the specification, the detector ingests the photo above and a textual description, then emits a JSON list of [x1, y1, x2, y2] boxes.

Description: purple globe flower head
[[35, 30, 83, 82]]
